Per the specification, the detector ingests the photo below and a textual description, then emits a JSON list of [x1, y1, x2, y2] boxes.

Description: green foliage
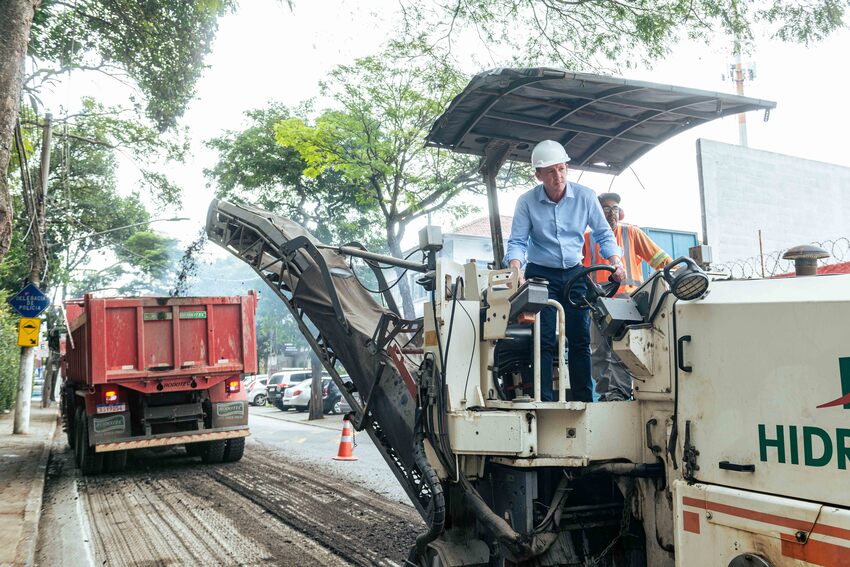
[[205, 104, 383, 247], [55, 97, 187, 208], [270, 53, 486, 317], [397, 0, 849, 69], [30, 0, 235, 130], [118, 231, 174, 279], [1, 104, 178, 299], [0, 306, 20, 412], [273, 53, 481, 246]]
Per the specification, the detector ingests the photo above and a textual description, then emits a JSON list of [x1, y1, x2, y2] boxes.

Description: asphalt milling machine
[[206, 69, 850, 566]]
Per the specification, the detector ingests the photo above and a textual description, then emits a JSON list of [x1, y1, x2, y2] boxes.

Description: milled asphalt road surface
[[35, 406, 423, 566]]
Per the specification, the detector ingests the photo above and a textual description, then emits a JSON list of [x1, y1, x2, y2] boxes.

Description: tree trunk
[[308, 352, 323, 420], [0, 0, 38, 263], [41, 349, 56, 408], [386, 230, 416, 320]]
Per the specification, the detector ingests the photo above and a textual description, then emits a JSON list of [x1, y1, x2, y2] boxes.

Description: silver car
[[243, 374, 269, 405], [281, 376, 332, 412]]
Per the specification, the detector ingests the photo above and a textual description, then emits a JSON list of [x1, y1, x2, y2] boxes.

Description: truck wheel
[[73, 408, 84, 468], [65, 401, 76, 450], [185, 442, 204, 457], [223, 437, 245, 462], [104, 450, 128, 473], [200, 440, 226, 464], [79, 421, 104, 476]]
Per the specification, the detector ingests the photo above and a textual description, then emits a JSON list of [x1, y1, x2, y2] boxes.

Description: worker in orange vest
[[583, 192, 672, 400], [583, 192, 672, 295]]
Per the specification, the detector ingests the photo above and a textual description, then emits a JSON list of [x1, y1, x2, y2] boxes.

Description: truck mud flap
[[211, 400, 249, 428], [91, 411, 131, 444]]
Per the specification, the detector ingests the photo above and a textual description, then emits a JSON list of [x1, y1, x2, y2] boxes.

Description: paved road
[[247, 406, 411, 504], [35, 407, 423, 566]]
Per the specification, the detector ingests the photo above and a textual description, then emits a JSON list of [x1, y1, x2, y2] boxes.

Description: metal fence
[[712, 237, 850, 279]]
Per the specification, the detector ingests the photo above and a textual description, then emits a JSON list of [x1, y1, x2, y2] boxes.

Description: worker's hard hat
[[531, 140, 570, 169], [598, 192, 621, 204]]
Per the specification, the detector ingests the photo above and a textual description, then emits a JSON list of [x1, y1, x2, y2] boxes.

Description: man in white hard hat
[[505, 140, 624, 402]]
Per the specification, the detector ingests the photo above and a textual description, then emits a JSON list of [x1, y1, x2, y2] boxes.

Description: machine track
[[40, 441, 422, 566]]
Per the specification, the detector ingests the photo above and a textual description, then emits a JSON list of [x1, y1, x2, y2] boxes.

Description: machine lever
[[676, 335, 692, 372], [718, 461, 755, 472]]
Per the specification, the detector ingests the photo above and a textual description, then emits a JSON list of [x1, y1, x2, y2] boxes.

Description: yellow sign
[[17, 317, 41, 347]]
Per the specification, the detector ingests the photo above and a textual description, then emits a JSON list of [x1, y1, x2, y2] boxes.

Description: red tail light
[[105, 389, 118, 403], [323, 387, 328, 396], [225, 378, 241, 393], [293, 389, 302, 396]]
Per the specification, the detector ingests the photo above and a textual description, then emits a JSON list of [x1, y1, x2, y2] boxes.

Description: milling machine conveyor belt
[[205, 199, 430, 518]]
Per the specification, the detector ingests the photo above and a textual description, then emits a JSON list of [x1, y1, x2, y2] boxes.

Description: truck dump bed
[[65, 294, 258, 385]]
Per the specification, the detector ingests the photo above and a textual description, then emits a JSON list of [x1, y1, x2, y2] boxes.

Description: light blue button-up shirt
[[504, 182, 620, 269]]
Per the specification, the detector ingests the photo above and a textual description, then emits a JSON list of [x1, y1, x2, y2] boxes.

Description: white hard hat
[[531, 140, 570, 169]]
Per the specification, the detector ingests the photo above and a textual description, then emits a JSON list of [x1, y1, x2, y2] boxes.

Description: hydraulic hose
[[407, 412, 446, 565], [458, 475, 558, 561]]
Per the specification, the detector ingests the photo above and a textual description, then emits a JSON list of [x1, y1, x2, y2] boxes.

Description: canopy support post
[[481, 141, 514, 269]]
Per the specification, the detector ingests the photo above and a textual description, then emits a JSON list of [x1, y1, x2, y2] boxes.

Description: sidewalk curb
[[251, 409, 343, 432], [13, 411, 59, 567]]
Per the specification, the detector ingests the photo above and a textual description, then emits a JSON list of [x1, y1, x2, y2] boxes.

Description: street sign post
[[7, 283, 50, 318], [17, 317, 41, 347]]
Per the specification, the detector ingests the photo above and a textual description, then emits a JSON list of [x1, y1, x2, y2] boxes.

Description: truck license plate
[[96, 403, 127, 414]]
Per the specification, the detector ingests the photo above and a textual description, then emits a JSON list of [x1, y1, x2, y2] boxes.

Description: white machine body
[[422, 254, 850, 566]]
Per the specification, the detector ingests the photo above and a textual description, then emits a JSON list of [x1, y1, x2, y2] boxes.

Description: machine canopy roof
[[425, 68, 777, 175]]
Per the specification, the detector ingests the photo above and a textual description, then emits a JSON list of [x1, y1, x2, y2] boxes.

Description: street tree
[[27, 0, 235, 130], [0, 0, 233, 265], [275, 55, 483, 318], [0, 0, 39, 265], [206, 104, 383, 248], [1, 107, 175, 300], [398, 1, 849, 69]]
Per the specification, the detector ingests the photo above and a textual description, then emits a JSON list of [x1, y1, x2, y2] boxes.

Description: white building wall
[[449, 235, 494, 264], [698, 139, 850, 263]]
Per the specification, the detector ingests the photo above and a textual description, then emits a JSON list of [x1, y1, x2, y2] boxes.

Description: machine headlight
[[663, 257, 709, 301]]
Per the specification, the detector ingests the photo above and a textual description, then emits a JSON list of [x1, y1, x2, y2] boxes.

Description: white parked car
[[266, 368, 312, 409], [281, 375, 343, 412], [243, 374, 269, 406]]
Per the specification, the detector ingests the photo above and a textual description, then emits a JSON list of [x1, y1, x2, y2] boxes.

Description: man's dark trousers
[[524, 263, 593, 402]]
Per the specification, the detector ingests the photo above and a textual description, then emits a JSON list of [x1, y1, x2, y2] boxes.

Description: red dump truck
[[60, 293, 257, 475]]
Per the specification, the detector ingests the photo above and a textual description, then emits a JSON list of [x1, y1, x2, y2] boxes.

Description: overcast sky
[[45, 0, 850, 253]]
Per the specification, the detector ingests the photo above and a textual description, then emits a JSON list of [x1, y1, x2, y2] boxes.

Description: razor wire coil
[[712, 237, 850, 279]]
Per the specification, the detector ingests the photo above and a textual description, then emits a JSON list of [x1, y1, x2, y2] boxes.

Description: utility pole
[[726, 49, 755, 148], [734, 51, 748, 147], [14, 113, 51, 434]]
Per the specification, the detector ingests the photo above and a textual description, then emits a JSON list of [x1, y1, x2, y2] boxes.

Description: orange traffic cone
[[333, 418, 358, 461]]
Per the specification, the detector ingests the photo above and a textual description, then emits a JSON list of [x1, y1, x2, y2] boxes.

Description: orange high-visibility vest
[[583, 224, 671, 294]]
